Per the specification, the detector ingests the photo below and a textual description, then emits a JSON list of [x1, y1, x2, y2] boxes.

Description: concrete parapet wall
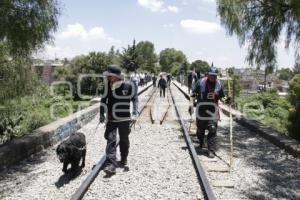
[[0, 104, 99, 168], [0, 83, 152, 169]]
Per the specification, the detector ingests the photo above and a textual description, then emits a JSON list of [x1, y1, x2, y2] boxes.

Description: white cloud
[[167, 6, 179, 13], [180, 19, 221, 34], [138, 0, 179, 13], [58, 23, 118, 43], [37, 23, 121, 59], [137, 0, 164, 12]]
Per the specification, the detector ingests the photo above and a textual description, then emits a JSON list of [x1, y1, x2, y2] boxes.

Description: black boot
[[119, 157, 127, 167], [207, 150, 215, 158], [104, 163, 116, 174], [197, 137, 204, 151], [198, 143, 203, 150]]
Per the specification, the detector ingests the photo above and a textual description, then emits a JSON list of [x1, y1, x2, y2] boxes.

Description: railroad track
[[171, 81, 244, 199], [172, 81, 300, 199], [1, 82, 298, 200], [169, 84, 216, 200], [69, 81, 300, 200], [70, 85, 156, 200], [149, 88, 171, 125], [171, 81, 240, 198], [72, 84, 219, 200], [149, 85, 217, 199], [71, 84, 217, 200]]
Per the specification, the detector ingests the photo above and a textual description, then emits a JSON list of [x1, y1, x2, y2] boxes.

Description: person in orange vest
[[189, 66, 231, 158]]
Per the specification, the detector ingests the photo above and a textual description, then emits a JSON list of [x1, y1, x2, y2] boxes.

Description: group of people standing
[[130, 72, 152, 87]]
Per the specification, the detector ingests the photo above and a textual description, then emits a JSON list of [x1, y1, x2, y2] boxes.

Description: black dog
[[56, 131, 86, 173]]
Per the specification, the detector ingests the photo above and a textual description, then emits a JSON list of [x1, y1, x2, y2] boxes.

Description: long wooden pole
[[226, 70, 234, 169]]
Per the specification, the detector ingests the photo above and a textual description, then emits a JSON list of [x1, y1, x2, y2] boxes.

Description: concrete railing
[[0, 83, 153, 169], [0, 104, 99, 169]]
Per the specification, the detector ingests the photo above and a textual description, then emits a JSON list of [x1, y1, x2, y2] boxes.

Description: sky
[[39, 0, 295, 69]]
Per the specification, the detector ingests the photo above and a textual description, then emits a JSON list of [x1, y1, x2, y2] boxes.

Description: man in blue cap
[[100, 65, 138, 174], [189, 65, 230, 158]]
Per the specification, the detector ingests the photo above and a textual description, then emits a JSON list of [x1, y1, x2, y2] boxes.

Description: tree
[[169, 62, 182, 75], [159, 48, 187, 74], [0, 0, 60, 57], [53, 52, 112, 99], [108, 46, 120, 65], [190, 60, 209, 74], [287, 74, 300, 141], [288, 74, 300, 109], [227, 67, 235, 76], [182, 61, 190, 73], [294, 55, 300, 74], [0, 44, 43, 103], [136, 41, 158, 73], [263, 65, 274, 91], [217, 0, 300, 68], [277, 68, 294, 81], [225, 67, 241, 104], [120, 40, 139, 72]]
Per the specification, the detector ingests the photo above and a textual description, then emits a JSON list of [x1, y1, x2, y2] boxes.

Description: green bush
[[0, 93, 90, 145], [287, 74, 300, 141], [237, 90, 291, 136], [25, 111, 50, 131], [288, 109, 300, 141]]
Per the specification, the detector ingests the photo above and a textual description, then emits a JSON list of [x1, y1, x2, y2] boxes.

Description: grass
[[0, 95, 90, 145]]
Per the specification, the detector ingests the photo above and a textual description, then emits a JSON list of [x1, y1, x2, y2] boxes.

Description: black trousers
[[196, 119, 218, 151], [160, 87, 166, 97], [188, 83, 192, 94], [104, 121, 130, 166]]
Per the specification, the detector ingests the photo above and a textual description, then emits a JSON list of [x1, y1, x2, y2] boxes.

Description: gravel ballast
[[84, 89, 203, 200], [0, 86, 204, 200], [1, 82, 299, 200]]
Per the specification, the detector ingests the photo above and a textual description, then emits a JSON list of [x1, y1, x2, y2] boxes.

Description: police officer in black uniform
[[152, 75, 157, 87], [189, 66, 230, 158], [158, 75, 167, 98], [100, 65, 138, 174], [187, 72, 193, 94], [167, 74, 172, 86]]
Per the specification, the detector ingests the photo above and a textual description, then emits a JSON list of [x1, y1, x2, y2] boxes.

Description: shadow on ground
[[217, 122, 299, 199], [55, 168, 83, 188]]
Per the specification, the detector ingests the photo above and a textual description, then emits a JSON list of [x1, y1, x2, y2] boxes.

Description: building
[[32, 60, 63, 85], [232, 67, 289, 96]]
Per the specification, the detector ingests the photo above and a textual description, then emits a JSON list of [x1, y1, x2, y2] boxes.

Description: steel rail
[[149, 90, 157, 124], [170, 83, 216, 200], [159, 88, 171, 125]]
